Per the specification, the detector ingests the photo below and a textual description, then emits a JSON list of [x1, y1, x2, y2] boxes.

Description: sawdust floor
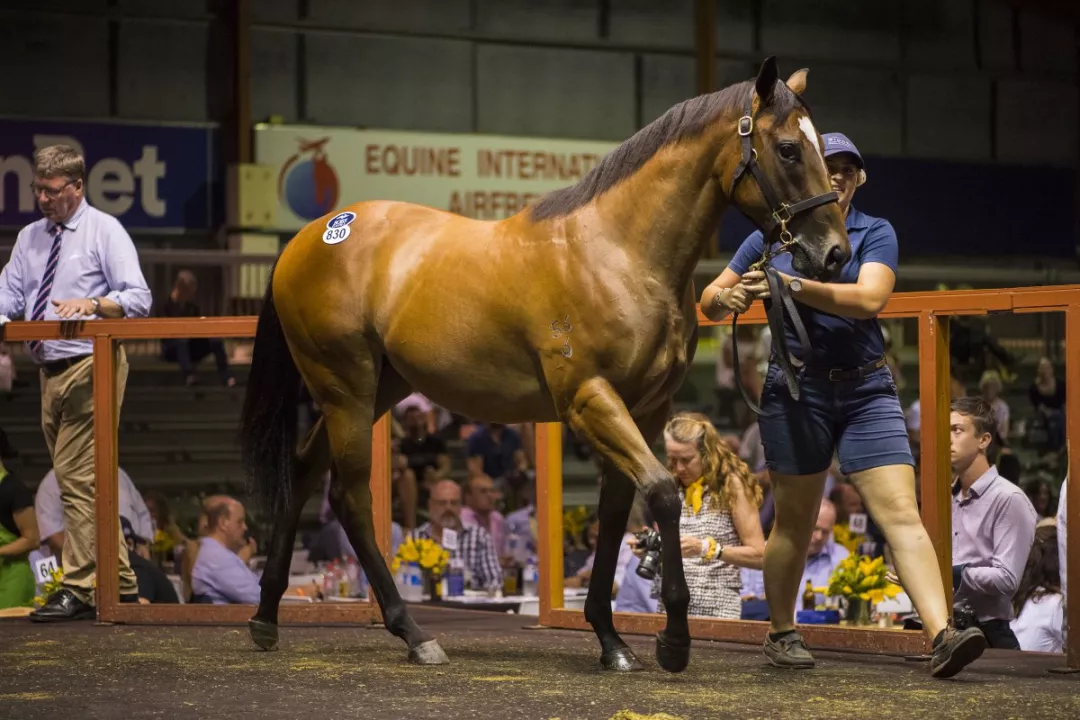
[[0, 607, 1076, 720]]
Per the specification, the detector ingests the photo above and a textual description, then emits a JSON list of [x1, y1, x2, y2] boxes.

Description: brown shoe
[[930, 625, 987, 678]]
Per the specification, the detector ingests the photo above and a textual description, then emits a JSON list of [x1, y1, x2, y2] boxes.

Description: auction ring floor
[[1, 607, 1076, 719]]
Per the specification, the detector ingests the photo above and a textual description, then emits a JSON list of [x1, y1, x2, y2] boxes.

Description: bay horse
[[239, 56, 850, 673]]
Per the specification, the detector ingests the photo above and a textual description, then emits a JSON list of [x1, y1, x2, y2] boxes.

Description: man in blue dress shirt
[[0, 144, 151, 621]]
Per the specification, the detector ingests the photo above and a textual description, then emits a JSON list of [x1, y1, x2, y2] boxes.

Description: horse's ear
[[755, 56, 779, 104], [785, 68, 809, 96]]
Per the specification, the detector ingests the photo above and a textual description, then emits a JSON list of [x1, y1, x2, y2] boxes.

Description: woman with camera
[[636, 412, 765, 619]]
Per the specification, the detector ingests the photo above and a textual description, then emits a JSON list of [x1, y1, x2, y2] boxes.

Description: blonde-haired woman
[[657, 412, 766, 619]]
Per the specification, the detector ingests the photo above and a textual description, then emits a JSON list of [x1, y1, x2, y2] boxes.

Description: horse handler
[[700, 131, 987, 678]]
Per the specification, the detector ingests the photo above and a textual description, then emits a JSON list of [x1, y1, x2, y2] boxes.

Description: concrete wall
[[2, 0, 1076, 166]]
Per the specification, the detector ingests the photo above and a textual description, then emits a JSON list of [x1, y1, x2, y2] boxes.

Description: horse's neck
[[597, 134, 729, 292]]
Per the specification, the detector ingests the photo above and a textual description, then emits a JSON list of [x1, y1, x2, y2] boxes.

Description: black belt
[[41, 354, 92, 377], [802, 355, 887, 382]]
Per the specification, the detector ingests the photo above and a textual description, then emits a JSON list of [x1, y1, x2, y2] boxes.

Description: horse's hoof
[[248, 619, 279, 651], [600, 647, 645, 672], [656, 631, 690, 673], [408, 640, 450, 665]]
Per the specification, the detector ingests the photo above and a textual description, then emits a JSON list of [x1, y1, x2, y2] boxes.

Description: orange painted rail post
[[93, 336, 122, 617], [369, 413, 391, 622], [1065, 305, 1080, 670], [917, 312, 953, 609], [371, 414, 393, 565], [536, 422, 564, 625]]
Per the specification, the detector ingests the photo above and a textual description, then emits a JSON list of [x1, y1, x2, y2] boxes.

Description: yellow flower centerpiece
[[563, 506, 590, 550], [816, 555, 902, 625], [391, 536, 450, 576]]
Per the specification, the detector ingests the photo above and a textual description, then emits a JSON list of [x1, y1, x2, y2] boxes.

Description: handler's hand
[[740, 270, 771, 300], [714, 285, 751, 314]]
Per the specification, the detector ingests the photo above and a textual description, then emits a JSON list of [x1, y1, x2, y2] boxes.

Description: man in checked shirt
[[416, 479, 502, 591], [950, 396, 1038, 649], [0, 145, 152, 622]]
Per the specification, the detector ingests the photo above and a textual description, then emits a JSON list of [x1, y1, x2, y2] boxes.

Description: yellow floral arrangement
[[32, 566, 64, 609], [816, 555, 902, 605], [563, 506, 590, 549], [152, 528, 175, 556], [392, 536, 450, 575], [831, 523, 867, 555]]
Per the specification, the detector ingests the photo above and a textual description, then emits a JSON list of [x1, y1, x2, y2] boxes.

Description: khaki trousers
[[40, 346, 138, 603]]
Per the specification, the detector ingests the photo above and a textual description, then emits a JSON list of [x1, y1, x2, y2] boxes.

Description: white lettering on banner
[[0, 135, 167, 217], [256, 125, 621, 230], [0, 155, 33, 214]]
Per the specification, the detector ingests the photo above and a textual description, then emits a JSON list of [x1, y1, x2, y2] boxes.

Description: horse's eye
[[779, 143, 799, 161]]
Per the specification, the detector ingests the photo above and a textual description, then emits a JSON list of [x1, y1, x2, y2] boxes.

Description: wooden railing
[[4, 284, 1077, 668], [3, 316, 389, 626], [534, 285, 1080, 668]]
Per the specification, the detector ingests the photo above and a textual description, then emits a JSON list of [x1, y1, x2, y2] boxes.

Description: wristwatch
[[90, 298, 101, 314], [788, 278, 803, 294]]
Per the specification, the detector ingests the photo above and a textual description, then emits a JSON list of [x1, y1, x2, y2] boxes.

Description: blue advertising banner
[[0, 118, 218, 231]]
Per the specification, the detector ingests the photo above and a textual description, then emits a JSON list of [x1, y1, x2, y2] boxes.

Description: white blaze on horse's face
[[797, 115, 825, 171]]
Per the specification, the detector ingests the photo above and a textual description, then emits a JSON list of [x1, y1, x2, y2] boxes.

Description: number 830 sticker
[[322, 211, 356, 245]]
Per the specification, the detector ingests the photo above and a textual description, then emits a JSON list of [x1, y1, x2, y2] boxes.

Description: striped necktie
[[28, 223, 64, 354]]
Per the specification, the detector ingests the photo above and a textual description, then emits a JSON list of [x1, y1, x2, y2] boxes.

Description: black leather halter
[[727, 91, 840, 416]]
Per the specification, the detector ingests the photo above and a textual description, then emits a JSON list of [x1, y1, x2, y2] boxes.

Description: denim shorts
[[757, 363, 916, 476]]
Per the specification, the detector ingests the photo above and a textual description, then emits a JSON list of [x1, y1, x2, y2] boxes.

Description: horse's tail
[[239, 263, 301, 513]]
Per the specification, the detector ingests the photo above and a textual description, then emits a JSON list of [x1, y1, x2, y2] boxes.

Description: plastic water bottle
[[446, 558, 465, 597], [523, 557, 539, 597], [506, 533, 521, 563], [344, 557, 360, 597], [405, 561, 424, 602], [323, 562, 338, 599]]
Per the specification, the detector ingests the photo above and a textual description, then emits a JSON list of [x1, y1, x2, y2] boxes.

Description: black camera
[[633, 528, 663, 580], [953, 599, 978, 631]]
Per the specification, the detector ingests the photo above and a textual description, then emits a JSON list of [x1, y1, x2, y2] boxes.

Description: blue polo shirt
[[727, 206, 898, 369]]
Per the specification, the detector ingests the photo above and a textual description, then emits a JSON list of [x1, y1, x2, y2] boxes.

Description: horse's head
[[723, 57, 851, 281]]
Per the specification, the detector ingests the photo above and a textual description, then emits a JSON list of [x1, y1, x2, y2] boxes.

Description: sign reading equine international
[[0, 118, 218, 231], [254, 124, 619, 230]]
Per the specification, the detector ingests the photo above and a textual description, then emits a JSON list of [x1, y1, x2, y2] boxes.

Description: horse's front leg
[[567, 380, 690, 673]]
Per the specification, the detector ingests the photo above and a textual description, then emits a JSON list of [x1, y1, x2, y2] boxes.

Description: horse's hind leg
[[566, 379, 689, 673], [585, 463, 641, 670], [325, 358, 448, 665], [585, 402, 670, 671], [249, 416, 331, 650]]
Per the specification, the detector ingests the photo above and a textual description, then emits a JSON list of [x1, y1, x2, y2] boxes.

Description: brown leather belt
[[40, 354, 92, 378]]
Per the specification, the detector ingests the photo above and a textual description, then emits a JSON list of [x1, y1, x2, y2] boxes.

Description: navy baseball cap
[[822, 132, 864, 169]]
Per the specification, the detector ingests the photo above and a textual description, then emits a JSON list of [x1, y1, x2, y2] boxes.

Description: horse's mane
[[530, 78, 802, 221]]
